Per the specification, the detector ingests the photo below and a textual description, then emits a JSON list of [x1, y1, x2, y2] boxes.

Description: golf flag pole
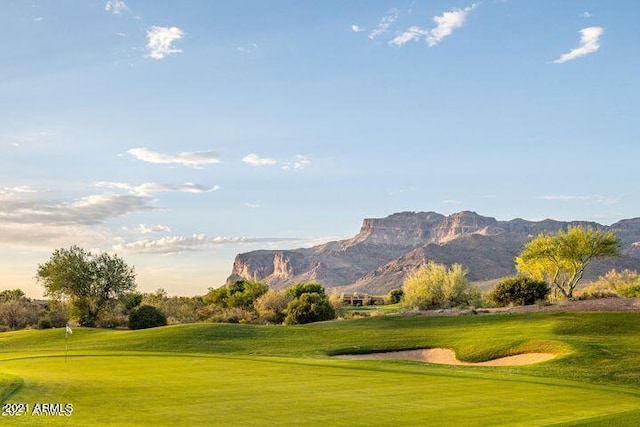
[[65, 324, 72, 363]]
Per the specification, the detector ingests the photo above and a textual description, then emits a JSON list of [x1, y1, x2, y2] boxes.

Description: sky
[[1, 0, 639, 298]]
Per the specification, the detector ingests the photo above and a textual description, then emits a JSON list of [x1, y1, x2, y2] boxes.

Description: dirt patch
[[336, 348, 556, 366]]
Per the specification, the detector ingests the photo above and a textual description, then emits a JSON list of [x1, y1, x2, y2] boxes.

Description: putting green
[[2, 354, 640, 426]]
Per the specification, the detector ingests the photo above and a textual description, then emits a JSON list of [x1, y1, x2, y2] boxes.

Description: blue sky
[[1, 1, 639, 297]]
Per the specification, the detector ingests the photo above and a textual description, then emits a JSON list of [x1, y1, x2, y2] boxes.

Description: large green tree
[[516, 227, 620, 299], [37, 246, 137, 327]]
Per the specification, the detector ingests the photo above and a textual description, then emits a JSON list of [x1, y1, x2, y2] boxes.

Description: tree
[[284, 292, 336, 325], [403, 262, 480, 310], [0, 289, 40, 330], [489, 276, 549, 307], [36, 246, 137, 327], [204, 280, 268, 309], [128, 305, 167, 330], [254, 290, 291, 324], [516, 227, 620, 299]]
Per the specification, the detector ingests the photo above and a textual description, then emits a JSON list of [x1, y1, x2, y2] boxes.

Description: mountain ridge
[[227, 211, 640, 294]]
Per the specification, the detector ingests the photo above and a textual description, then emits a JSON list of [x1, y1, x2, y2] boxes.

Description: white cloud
[[281, 155, 311, 171], [0, 192, 155, 226], [146, 26, 185, 60], [351, 24, 364, 33], [243, 153, 310, 170], [1, 186, 37, 194], [95, 181, 220, 196], [127, 147, 220, 168], [369, 9, 398, 40], [138, 224, 171, 234], [113, 234, 302, 254], [553, 26, 604, 64], [426, 3, 478, 47], [105, 0, 129, 14], [242, 153, 278, 166], [583, 11, 592, 18], [390, 26, 428, 47], [245, 203, 260, 208]]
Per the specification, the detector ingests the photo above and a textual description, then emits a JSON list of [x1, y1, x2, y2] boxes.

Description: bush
[[490, 276, 550, 307], [284, 290, 336, 325], [590, 269, 640, 298], [204, 280, 268, 309], [128, 305, 167, 330], [576, 283, 619, 300], [387, 289, 404, 304], [403, 262, 479, 310], [285, 283, 326, 299], [254, 290, 290, 324]]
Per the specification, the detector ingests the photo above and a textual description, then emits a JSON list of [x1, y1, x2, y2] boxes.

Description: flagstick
[[65, 330, 68, 363]]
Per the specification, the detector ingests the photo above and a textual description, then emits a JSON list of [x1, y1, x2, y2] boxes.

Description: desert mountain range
[[227, 211, 640, 294]]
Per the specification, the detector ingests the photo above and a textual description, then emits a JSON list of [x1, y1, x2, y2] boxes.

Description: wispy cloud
[[105, 0, 129, 14], [242, 153, 277, 166], [388, 4, 478, 48], [426, 3, 478, 47], [281, 155, 310, 171], [95, 181, 220, 196], [113, 234, 302, 254], [127, 147, 220, 168], [0, 192, 155, 226], [137, 224, 171, 234], [243, 153, 311, 170], [369, 9, 398, 40], [390, 26, 428, 47], [553, 26, 604, 64], [146, 26, 185, 60], [237, 43, 258, 54], [582, 11, 593, 18], [245, 203, 260, 208], [351, 24, 364, 33]]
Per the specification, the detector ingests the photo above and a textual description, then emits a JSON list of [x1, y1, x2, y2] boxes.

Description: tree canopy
[[516, 227, 620, 299], [36, 246, 137, 327]]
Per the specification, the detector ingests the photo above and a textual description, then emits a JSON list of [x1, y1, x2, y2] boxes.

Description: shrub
[[254, 290, 290, 324], [590, 269, 640, 298], [204, 280, 268, 309], [284, 291, 336, 325], [576, 283, 619, 300], [490, 276, 550, 307], [387, 289, 404, 304], [128, 305, 167, 330], [403, 262, 479, 310], [285, 283, 326, 299]]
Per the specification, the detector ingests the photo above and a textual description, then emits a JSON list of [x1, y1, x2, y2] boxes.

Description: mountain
[[226, 211, 640, 294]]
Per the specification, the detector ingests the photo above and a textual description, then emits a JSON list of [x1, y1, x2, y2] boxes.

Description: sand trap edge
[[335, 348, 556, 366]]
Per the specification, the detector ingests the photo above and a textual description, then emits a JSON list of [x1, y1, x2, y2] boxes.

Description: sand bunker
[[336, 348, 555, 366]]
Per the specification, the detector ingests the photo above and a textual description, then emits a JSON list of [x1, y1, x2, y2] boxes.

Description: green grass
[[1, 312, 640, 425]]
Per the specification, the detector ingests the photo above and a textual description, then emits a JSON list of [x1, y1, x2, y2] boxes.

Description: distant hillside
[[227, 211, 640, 294]]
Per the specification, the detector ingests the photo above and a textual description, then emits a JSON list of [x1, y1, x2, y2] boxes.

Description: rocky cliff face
[[227, 211, 640, 293]]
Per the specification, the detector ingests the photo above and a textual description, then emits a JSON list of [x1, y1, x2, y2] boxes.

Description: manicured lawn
[[1, 312, 640, 426]]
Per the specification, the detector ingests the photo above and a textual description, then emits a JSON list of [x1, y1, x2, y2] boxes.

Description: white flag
[[66, 325, 73, 334]]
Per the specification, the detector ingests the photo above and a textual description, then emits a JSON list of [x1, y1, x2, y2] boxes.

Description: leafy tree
[[489, 276, 549, 307], [403, 262, 479, 310], [285, 283, 326, 299], [254, 290, 291, 324], [284, 292, 335, 325], [128, 305, 167, 330], [387, 289, 404, 304], [0, 289, 40, 330], [36, 246, 137, 327], [516, 227, 620, 299], [204, 280, 268, 309]]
